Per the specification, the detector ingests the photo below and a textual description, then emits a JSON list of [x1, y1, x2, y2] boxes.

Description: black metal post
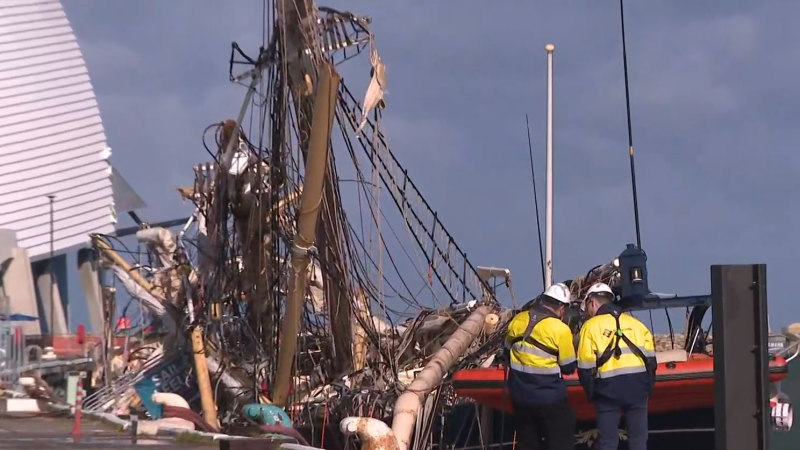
[[130, 413, 137, 444], [712, 264, 770, 450], [47, 194, 56, 340]]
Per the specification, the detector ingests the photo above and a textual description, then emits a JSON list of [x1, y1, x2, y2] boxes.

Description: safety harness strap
[[509, 308, 560, 358], [596, 310, 650, 369]]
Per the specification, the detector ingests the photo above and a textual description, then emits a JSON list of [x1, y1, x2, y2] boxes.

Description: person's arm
[[557, 324, 577, 375], [505, 315, 521, 346], [503, 314, 522, 364], [642, 326, 657, 391], [577, 324, 597, 400]]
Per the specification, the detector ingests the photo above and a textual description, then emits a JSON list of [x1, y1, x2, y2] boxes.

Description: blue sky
[[60, 1, 800, 332]]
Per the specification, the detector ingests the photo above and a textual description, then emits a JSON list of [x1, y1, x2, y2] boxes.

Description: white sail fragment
[[227, 138, 254, 176], [355, 43, 387, 134], [308, 259, 325, 313], [135, 226, 191, 303]]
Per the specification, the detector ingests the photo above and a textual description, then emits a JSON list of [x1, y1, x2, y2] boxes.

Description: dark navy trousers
[[594, 400, 648, 450]]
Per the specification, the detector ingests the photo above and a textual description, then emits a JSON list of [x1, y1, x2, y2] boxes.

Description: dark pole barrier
[[712, 264, 770, 450]]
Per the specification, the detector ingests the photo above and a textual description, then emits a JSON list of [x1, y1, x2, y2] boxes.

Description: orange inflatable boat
[[452, 354, 789, 422]]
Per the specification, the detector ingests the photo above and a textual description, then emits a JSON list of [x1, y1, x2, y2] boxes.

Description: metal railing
[[0, 323, 25, 387]]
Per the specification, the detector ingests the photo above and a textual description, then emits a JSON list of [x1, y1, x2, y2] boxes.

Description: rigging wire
[[525, 113, 546, 291], [619, 0, 642, 250], [336, 112, 438, 307]]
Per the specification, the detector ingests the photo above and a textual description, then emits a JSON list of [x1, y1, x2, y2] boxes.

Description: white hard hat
[[584, 282, 614, 301], [543, 282, 571, 305]]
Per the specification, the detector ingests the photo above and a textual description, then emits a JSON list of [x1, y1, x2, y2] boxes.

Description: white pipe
[[391, 306, 491, 450], [545, 43, 555, 289], [341, 417, 400, 450], [152, 392, 190, 409], [135, 227, 177, 267]]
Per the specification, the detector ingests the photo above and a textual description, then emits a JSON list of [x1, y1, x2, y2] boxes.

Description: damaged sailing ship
[[78, 2, 513, 448]]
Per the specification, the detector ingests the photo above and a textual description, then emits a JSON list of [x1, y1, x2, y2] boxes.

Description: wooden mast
[[272, 59, 341, 406]]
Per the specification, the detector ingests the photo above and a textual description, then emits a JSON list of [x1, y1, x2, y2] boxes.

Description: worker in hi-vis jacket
[[577, 282, 656, 450], [505, 282, 577, 450]]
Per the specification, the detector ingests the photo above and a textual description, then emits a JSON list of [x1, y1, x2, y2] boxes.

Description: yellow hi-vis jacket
[[504, 306, 576, 405], [577, 303, 657, 404]]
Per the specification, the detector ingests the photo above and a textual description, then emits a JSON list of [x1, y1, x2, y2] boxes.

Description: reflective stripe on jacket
[[577, 303, 657, 405], [505, 306, 576, 406]]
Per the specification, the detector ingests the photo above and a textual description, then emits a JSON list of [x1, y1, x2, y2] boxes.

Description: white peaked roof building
[[0, 0, 117, 259]]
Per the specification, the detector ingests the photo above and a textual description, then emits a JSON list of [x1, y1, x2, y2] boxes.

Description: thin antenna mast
[[619, 0, 642, 249], [525, 114, 546, 290]]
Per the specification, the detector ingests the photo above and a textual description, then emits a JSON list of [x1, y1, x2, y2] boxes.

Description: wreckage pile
[[68, 2, 513, 446]]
